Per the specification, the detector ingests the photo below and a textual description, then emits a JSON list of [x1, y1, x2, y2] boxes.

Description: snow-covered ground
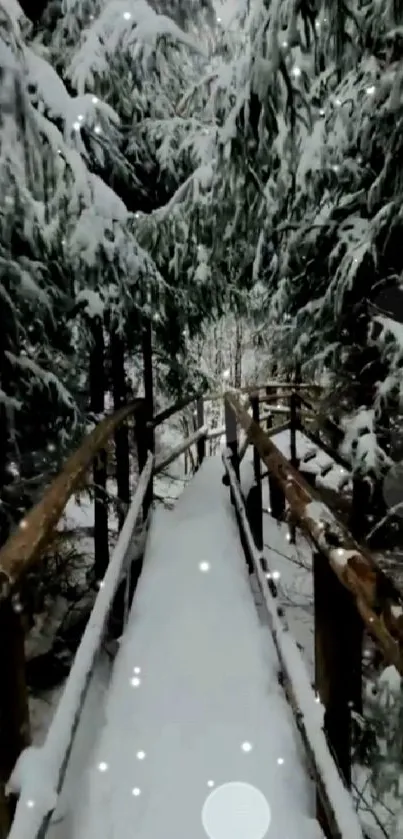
[[65, 456, 320, 839]]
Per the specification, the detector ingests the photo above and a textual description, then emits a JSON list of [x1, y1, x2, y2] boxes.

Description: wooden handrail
[[225, 391, 403, 675], [7, 455, 154, 839], [152, 388, 206, 429], [0, 399, 143, 594], [154, 426, 208, 476], [222, 450, 364, 839]]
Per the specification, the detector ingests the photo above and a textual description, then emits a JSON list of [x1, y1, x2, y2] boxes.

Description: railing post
[[224, 397, 239, 503], [265, 389, 284, 519], [248, 395, 263, 551], [289, 392, 300, 543], [90, 316, 109, 580], [313, 550, 363, 833], [110, 329, 130, 531], [0, 598, 30, 838], [196, 397, 205, 469], [141, 317, 154, 518]]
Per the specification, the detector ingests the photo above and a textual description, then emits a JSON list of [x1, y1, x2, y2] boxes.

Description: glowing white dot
[[94, 124, 102, 134], [319, 108, 325, 116], [332, 164, 340, 173], [98, 761, 109, 772], [73, 121, 81, 131], [19, 519, 28, 530], [201, 781, 271, 839], [271, 570, 280, 580], [267, 507, 272, 514], [291, 66, 301, 78], [132, 787, 141, 796], [216, 16, 221, 22], [123, 11, 132, 19], [286, 532, 291, 542], [241, 741, 253, 753], [222, 369, 230, 381], [335, 98, 342, 106], [315, 693, 321, 703], [92, 96, 99, 104], [77, 114, 84, 122], [98, 579, 105, 589], [281, 39, 288, 48], [315, 20, 321, 31], [133, 666, 141, 675], [207, 780, 215, 788], [366, 84, 376, 95], [277, 757, 284, 765], [199, 561, 210, 572], [130, 676, 141, 687], [26, 799, 35, 809], [136, 750, 146, 760]]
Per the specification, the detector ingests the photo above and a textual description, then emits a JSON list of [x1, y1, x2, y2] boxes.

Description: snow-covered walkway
[[71, 457, 320, 839]]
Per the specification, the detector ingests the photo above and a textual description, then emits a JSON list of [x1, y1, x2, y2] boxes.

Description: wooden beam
[[153, 427, 207, 476], [0, 401, 143, 592], [225, 392, 403, 675]]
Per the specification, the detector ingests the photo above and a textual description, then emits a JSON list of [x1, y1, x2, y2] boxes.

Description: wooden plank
[[225, 392, 403, 675], [0, 401, 143, 592]]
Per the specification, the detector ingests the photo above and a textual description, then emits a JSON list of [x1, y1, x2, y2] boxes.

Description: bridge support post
[[249, 395, 263, 551], [90, 316, 109, 581], [110, 329, 130, 531], [289, 392, 300, 544], [224, 398, 239, 504], [141, 317, 154, 519], [196, 398, 205, 470], [313, 550, 363, 832], [0, 599, 30, 839]]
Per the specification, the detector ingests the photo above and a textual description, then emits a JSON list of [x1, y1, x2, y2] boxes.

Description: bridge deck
[[71, 457, 321, 839]]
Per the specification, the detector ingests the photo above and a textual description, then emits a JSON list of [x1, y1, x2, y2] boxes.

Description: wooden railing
[[0, 391, 208, 838], [223, 389, 403, 839]]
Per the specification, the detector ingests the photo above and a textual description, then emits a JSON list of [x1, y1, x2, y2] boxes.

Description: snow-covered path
[[71, 457, 320, 839]]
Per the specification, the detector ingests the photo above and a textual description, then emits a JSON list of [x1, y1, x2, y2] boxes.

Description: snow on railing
[[222, 449, 364, 839], [6, 454, 154, 839]]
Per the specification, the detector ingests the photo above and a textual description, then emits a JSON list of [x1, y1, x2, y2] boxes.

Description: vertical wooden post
[[290, 392, 299, 468], [289, 392, 299, 544], [264, 385, 285, 521], [110, 329, 130, 531], [196, 397, 205, 469], [0, 599, 30, 838], [90, 316, 109, 580], [249, 395, 263, 550], [141, 318, 154, 519], [224, 397, 239, 503], [313, 551, 362, 819]]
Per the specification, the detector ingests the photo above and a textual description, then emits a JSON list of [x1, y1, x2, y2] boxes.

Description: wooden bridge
[[0, 383, 402, 839]]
